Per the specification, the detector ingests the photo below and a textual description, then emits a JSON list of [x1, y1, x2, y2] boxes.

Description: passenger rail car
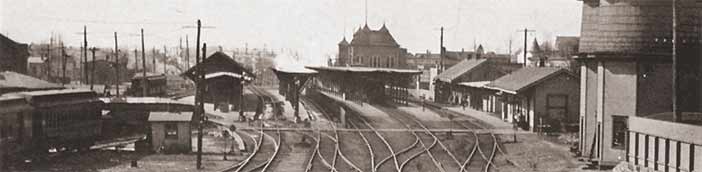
[[0, 95, 32, 169], [11, 89, 103, 154], [128, 74, 167, 97]]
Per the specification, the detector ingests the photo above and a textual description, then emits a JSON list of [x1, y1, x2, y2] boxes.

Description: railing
[[628, 116, 701, 172]]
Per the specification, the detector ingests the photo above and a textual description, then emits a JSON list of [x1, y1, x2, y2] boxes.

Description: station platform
[[443, 106, 514, 129]]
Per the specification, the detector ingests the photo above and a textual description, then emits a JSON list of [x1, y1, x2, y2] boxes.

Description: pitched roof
[[338, 37, 349, 45], [182, 51, 254, 81], [306, 66, 421, 74], [0, 71, 63, 90], [458, 81, 491, 88], [435, 58, 488, 83], [350, 24, 399, 47], [485, 67, 571, 94], [148, 111, 193, 122]]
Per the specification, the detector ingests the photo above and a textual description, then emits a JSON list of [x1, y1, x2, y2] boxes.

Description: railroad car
[[9, 89, 103, 155], [0, 95, 32, 169], [128, 73, 167, 97]]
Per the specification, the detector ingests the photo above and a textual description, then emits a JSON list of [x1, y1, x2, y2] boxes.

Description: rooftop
[[486, 67, 571, 94], [435, 58, 488, 83], [148, 111, 193, 122], [306, 66, 421, 74], [0, 71, 63, 90], [348, 24, 399, 47], [458, 81, 492, 89]]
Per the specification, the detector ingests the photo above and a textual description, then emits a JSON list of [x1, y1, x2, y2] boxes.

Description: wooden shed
[[148, 112, 193, 153]]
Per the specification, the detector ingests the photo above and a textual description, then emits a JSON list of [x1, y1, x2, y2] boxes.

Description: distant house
[[27, 56, 46, 80], [485, 67, 579, 132], [0, 71, 64, 94], [148, 112, 193, 153], [0, 34, 30, 74], [434, 58, 521, 104]]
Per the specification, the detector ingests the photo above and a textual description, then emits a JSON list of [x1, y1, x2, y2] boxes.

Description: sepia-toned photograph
[[1, 0, 700, 171]]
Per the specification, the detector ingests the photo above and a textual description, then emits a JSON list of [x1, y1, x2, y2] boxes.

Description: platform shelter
[[306, 66, 421, 105], [182, 52, 254, 113], [272, 66, 317, 121]]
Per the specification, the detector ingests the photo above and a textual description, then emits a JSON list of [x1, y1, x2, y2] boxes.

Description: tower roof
[[338, 37, 349, 45], [350, 24, 399, 47]]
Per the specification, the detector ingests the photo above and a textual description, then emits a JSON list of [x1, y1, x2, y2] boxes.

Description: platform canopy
[[307, 66, 421, 104], [182, 52, 254, 82]]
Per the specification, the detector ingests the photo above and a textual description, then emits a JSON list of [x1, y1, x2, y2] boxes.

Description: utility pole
[[439, 27, 445, 73], [90, 47, 97, 91], [141, 28, 147, 97], [186, 35, 190, 69], [134, 49, 139, 71], [195, 19, 203, 170], [163, 45, 168, 74], [518, 28, 535, 67], [47, 36, 53, 81], [672, 0, 681, 122], [83, 26, 88, 84], [179, 37, 183, 69], [60, 41, 66, 86], [152, 48, 157, 73], [114, 32, 120, 97]]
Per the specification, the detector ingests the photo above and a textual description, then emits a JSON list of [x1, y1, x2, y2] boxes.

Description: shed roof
[[306, 66, 421, 74], [435, 58, 487, 83], [457, 81, 491, 89], [148, 111, 193, 122], [485, 67, 571, 94], [0, 71, 63, 90], [182, 52, 254, 81]]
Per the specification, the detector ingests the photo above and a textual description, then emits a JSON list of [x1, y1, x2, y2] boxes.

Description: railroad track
[[302, 94, 366, 172], [419, 103, 501, 172], [378, 106, 450, 172], [223, 123, 282, 172]]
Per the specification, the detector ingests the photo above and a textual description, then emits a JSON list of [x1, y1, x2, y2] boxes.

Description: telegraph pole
[[163, 45, 168, 74], [195, 19, 203, 170], [152, 48, 157, 73], [60, 41, 66, 86], [518, 28, 535, 67], [134, 49, 139, 71], [90, 47, 97, 90], [186, 35, 190, 69], [83, 26, 88, 84], [141, 29, 147, 97], [47, 36, 53, 81], [114, 32, 120, 97], [672, 0, 681, 122], [439, 26, 445, 73]]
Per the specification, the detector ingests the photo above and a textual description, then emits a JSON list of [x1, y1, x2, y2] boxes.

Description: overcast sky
[[1, 0, 582, 65]]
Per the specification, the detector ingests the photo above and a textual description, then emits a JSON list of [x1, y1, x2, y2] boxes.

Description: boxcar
[[11, 89, 103, 154], [0, 95, 32, 169]]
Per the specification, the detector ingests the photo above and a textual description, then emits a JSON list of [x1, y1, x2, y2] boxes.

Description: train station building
[[183, 52, 254, 112], [433, 58, 521, 105], [575, 0, 702, 170], [307, 66, 421, 105], [484, 67, 579, 132]]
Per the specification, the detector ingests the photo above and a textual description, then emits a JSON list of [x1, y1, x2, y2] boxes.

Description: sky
[[1, 0, 582, 65]]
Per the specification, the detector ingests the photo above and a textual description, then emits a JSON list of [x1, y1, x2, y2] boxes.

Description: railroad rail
[[419, 102, 501, 172]]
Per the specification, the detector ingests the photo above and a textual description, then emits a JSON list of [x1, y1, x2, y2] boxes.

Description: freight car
[[6, 89, 103, 159], [0, 95, 32, 169]]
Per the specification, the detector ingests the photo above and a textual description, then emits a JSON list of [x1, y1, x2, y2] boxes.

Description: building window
[[612, 115, 628, 150], [165, 123, 178, 139]]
